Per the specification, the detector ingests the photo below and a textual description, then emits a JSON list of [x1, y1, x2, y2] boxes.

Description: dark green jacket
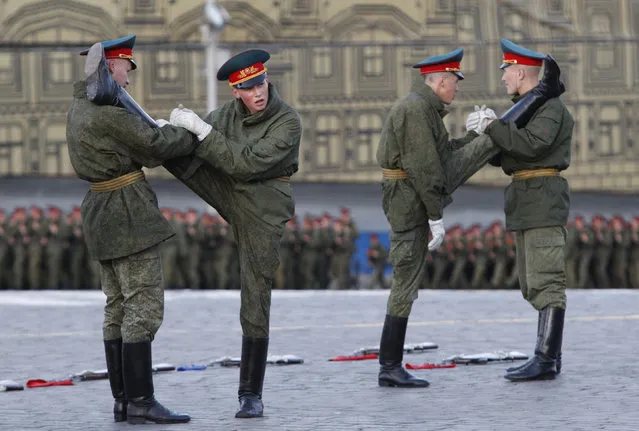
[[485, 95, 573, 231], [377, 80, 476, 232], [66, 81, 198, 260]]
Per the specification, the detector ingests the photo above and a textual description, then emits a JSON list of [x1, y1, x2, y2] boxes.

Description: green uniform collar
[[73, 81, 87, 98], [235, 83, 283, 126], [411, 79, 449, 118]]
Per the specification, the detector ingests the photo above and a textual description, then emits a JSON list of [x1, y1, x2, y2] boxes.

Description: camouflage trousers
[[164, 157, 293, 338], [515, 226, 567, 311], [386, 225, 429, 317], [100, 245, 164, 343]]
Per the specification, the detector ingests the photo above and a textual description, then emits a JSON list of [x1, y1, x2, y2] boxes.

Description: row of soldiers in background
[[366, 215, 639, 290], [0, 205, 359, 290], [2, 205, 639, 290]]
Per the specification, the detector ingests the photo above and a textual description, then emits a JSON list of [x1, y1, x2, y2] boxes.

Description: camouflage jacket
[[485, 94, 574, 231], [66, 81, 198, 260], [377, 80, 477, 232]]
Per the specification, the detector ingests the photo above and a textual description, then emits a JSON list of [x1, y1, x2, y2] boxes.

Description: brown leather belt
[[90, 170, 145, 192], [511, 168, 560, 182], [382, 168, 408, 180]]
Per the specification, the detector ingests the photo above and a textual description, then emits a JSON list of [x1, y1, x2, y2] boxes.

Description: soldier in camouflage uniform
[[162, 49, 301, 418], [183, 209, 202, 289], [449, 226, 470, 289], [576, 216, 595, 289], [278, 219, 299, 289], [490, 223, 509, 289], [0, 209, 7, 289], [26, 207, 47, 289], [159, 208, 180, 289], [331, 219, 354, 290], [44, 206, 66, 290], [468, 225, 489, 289], [591, 215, 612, 289], [374, 48, 506, 388], [485, 40, 573, 381], [366, 233, 388, 289], [630, 217, 639, 289], [300, 216, 317, 289], [610, 216, 630, 288], [564, 216, 581, 289], [8, 209, 28, 289], [69, 37, 193, 424], [213, 217, 235, 290]]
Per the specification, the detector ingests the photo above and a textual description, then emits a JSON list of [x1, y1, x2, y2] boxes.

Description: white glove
[[476, 105, 497, 134], [428, 219, 445, 251], [466, 105, 497, 135], [465, 105, 482, 133], [156, 119, 170, 127], [169, 105, 212, 141]]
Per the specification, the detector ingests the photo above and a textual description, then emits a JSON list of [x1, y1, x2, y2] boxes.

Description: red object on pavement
[[405, 363, 456, 370], [329, 354, 378, 361], [26, 379, 74, 388]]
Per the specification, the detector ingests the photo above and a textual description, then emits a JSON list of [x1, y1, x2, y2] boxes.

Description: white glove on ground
[[169, 105, 212, 141], [428, 219, 445, 251], [156, 119, 170, 127]]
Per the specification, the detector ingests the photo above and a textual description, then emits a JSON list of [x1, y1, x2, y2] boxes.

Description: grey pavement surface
[[1, 176, 638, 230], [1, 289, 639, 431]]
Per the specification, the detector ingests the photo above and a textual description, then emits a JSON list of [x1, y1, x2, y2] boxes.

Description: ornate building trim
[[1, 0, 121, 41]]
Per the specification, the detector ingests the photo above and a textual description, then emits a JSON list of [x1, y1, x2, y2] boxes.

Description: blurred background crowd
[[2, 205, 638, 290]]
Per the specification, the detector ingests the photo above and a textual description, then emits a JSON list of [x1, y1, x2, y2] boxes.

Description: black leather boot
[[378, 315, 429, 388], [236, 337, 269, 418], [506, 312, 562, 374], [122, 341, 190, 424], [504, 307, 564, 382], [104, 339, 126, 422]]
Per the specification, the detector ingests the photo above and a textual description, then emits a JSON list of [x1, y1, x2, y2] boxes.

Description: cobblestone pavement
[[1, 289, 638, 431]]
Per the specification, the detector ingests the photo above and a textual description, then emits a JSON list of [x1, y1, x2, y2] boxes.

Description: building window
[[361, 46, 384, 77], [315, 114, 341, 167], [0, 53, 14, 85], [47, 52, 74, 85], [155, 51, 180, 82], [437, 0, 451, 12], [134, 0, 155, 13], [591, 13, 614, 70], [548, 0, 564, 15], [0, 123, 24, 175], [355, 114, 383, 166], [312, 47, 332, 78]]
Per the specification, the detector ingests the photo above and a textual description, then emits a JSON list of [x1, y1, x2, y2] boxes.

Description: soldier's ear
[[231, 87, 241, 99]]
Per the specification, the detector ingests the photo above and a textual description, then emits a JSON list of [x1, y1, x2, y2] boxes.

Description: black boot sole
[[127, 415, 191, 425], [504, 372, 557, 382], [235, 411, 264, 418], [378, 378, 430, 388]]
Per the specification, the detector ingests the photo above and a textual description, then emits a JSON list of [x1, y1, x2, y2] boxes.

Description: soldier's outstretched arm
[[89, 105, 198, 165], [170, 106, 302, 182]]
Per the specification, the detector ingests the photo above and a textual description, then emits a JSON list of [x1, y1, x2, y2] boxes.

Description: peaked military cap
[[413, 48, 464, 80], [217, 49, 270, 89], [80, 34, 137, 70], [499, 38, 546, 69]]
